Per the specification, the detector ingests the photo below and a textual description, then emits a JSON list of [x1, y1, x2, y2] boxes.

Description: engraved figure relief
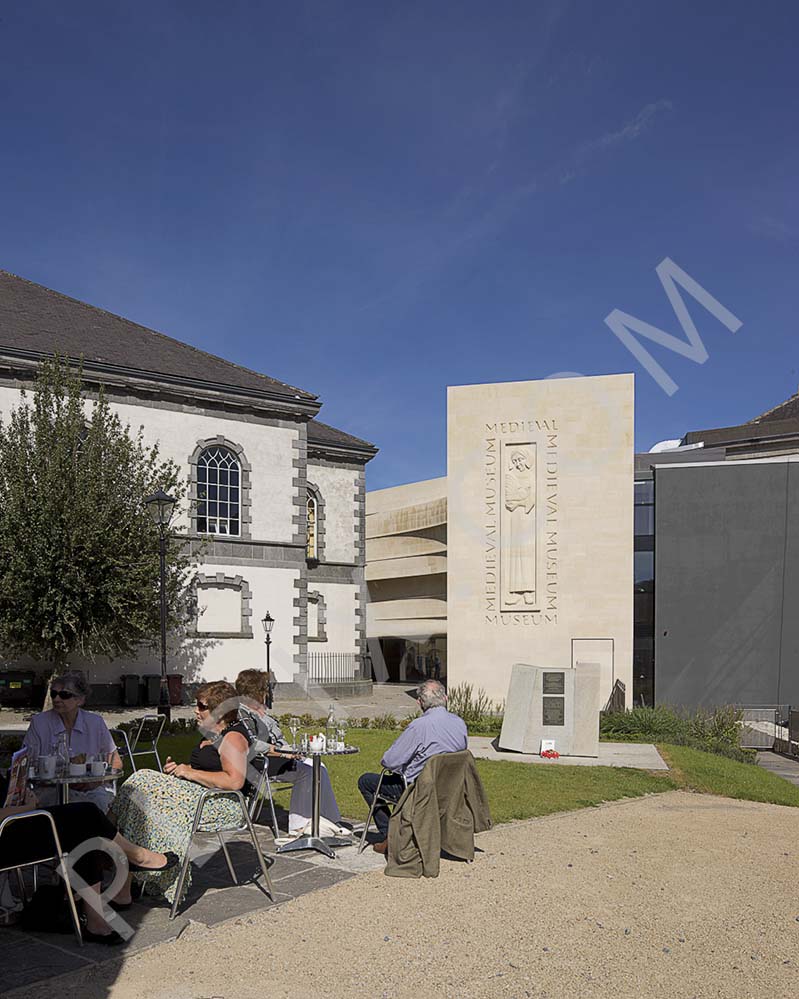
[[502, 444, 537, 608]]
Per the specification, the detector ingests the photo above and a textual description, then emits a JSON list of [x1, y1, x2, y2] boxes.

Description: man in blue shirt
[[357, 679, 468, 853]]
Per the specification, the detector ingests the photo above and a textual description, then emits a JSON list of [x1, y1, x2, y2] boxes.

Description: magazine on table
[[3, 747, 29, 807]]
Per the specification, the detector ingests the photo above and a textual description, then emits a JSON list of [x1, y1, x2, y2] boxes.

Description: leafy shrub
[[448, 683, 504, 735], [370, 713, 398, 730], [600, 704, 755, 764]]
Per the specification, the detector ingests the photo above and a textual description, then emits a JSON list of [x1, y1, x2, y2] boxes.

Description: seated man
[[357, 679, 467, 854]]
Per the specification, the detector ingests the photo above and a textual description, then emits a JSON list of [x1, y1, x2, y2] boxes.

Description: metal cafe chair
[[247, 755, 295, 838], [169, 788, 274, 920], [357, 768, 407, 854], [0, 810, 84, 945], [110, 714, 166, 773]]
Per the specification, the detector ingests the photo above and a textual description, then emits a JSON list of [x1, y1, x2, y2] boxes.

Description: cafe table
[[30, 769, 124, 805], [276, 745, 359, 859]]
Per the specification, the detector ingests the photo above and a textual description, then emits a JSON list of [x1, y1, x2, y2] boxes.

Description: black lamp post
[[144, 487, 177, 721], [262, 610, 275, 708]]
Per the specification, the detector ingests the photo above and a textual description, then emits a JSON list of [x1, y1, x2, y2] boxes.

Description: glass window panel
[[195, 446, 241, 536], [634, 505, 654, 535], [634, 551, 654, 584], [634, 481, 654, 504]]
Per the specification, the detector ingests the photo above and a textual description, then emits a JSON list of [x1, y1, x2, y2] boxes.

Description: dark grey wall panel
[[777, 460, 799, 704], [655, 461, 793, 708]]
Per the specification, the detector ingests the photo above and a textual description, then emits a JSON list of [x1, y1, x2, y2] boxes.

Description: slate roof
[[748, 392, 799, 424], [307, 418, 377, 455], [0, 270, 316, 401]]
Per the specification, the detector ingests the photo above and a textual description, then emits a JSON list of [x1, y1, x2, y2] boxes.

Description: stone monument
[[447, 374, 633, 706], [498, 662, 601, 756]]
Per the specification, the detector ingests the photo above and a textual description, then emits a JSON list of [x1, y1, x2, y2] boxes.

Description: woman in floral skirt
[[111, 680, 250, 905]]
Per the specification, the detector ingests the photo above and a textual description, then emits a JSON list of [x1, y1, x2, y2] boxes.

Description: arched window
[[306, 491, 317, 559], [197, 446, 241, 536]]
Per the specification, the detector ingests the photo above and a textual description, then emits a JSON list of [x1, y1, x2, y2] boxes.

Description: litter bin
[[143, 674, 161, 707], [0, 669, 35, 708], [167, 673, 183, 706], [121, 673, 140, 707]]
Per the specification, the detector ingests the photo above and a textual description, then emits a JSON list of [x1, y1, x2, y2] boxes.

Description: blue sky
[[0, 1, 796, 488]]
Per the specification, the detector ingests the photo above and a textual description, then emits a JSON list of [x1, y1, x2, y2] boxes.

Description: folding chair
[[110, 714, 165, 773], [357, 768, 407, 854], [169, 788, 274, 920], [0, 810, 84, 945], [247, 755, 295, 838]]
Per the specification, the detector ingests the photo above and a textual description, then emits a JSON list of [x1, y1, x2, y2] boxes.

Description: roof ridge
[[748, 391, 799, 424], [0, 270, 317, 401]]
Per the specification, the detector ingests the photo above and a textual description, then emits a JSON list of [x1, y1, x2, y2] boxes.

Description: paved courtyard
[[5, 791, 799, 999]]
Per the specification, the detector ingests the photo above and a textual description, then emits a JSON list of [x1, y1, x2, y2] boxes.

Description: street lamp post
[[144, 487, 177, 722], [262, 610, 275, 708]]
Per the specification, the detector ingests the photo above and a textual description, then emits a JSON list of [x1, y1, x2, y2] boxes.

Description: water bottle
[[326, 704, 336, 750], [53, 733, 69, 776]]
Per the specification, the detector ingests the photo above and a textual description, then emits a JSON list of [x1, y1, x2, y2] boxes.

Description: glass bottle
[[53, 732, 70, 776], [326, 704, 336, 750]]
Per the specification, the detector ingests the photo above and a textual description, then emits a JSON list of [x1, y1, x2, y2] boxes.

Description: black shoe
[[108, 900, 133, 912], [128, 851, 180, 873], [82, 928, 125, 946]]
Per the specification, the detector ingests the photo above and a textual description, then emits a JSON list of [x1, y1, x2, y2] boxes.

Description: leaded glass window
[[307, 492, 317, 559], [197, 446, 241, 536]]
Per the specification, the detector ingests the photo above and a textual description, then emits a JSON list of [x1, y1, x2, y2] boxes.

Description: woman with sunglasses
[[109, 681, 251, 907], [22, 672, 122, 813]]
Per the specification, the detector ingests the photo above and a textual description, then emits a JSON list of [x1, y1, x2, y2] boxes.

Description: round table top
[[301, 744, 360, 757], [31, 768, 123, 786]]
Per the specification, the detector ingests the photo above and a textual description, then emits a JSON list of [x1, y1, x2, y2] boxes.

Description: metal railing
[[789, 709, 799, 757], [307, 653, 360, 684], [739, 705, 791, 750]]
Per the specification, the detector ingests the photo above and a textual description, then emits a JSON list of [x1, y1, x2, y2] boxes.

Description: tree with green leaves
[[0, 357, 195, 668]]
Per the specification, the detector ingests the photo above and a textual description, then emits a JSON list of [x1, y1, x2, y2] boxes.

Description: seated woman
[[0, 791, 176, 945], [110, 681, 250, 905], [22, 672, 122, 813], [235, 669, 342, 834]]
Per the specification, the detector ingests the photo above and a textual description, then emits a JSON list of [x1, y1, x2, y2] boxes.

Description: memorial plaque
[[542, 696, 565, 726], [542, 672, 565, 695]]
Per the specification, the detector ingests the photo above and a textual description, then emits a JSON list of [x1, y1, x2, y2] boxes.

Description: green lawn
[[658, 743, 799, 807], [151, 728, 678, 824], [9, 726, 796, 823]]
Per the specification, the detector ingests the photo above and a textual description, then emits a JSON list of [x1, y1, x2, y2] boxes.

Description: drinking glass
[[289, 717, 301, 749], [300, 733, 310, 754]]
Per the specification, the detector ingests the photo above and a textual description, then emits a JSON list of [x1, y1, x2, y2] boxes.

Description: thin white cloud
[[562, 99, 674, 184]]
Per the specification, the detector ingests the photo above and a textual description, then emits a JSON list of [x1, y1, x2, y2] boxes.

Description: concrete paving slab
[[468, 736, 669, 770], [756, 750, 799, 786], [0, 932, 92, 993]]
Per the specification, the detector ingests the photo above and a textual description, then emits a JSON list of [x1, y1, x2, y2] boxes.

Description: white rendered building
[[0, 270, 376, 702]]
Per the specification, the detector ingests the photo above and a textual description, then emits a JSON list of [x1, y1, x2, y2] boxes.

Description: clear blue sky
[[1, 2, 796, 488]]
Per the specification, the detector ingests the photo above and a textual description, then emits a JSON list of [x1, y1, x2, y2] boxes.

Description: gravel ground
[[16, 791, 799, 999]]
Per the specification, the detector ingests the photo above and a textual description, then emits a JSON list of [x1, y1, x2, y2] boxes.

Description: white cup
[[39, 756, 56, 778], [68, 762, 86, 777], [89, 760, 107, 777]]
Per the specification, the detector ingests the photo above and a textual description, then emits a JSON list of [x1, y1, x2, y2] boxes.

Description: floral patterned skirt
[[110, 769, 243, 904]]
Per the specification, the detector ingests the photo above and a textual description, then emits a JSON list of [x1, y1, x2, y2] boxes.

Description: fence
[[789, 709, 799, 757], [307, 653, 360, 684]]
